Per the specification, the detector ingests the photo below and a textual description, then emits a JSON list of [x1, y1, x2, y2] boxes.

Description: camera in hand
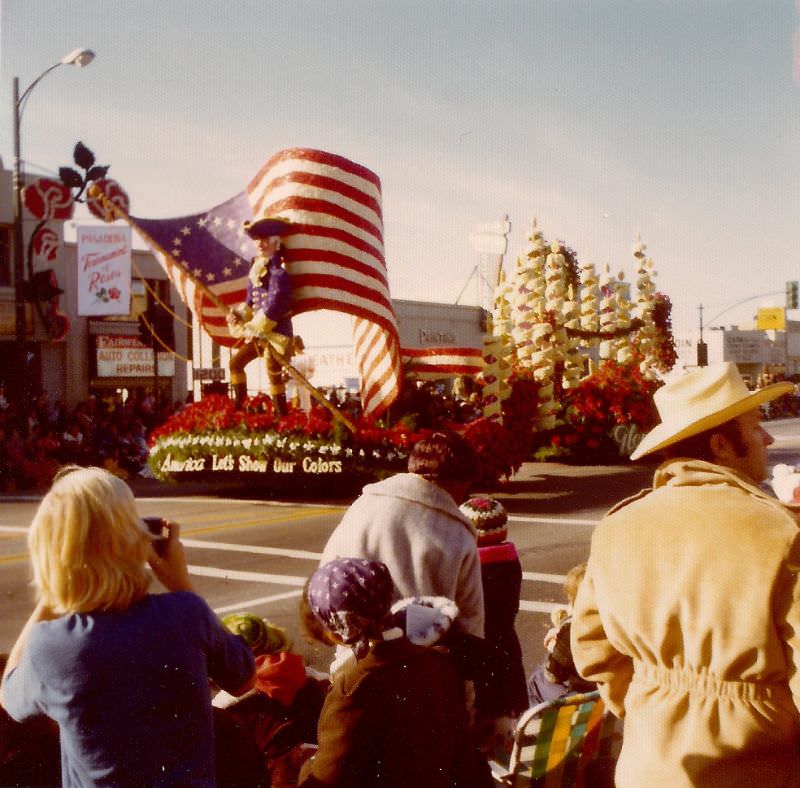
[[142, 516, 168, 555]]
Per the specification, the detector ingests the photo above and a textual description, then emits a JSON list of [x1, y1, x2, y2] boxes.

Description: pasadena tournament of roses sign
[[77, 226, 132, 316]]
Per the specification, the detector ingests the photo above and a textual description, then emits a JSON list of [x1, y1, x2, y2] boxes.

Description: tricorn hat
[[242, 216, 292, 239], [630, 362, 792, 461]]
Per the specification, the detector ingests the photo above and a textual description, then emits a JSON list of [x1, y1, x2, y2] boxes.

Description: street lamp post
[[12, 48, 94, 429]]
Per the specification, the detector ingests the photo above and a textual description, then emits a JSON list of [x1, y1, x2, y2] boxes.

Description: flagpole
[[87, 184, 357, 433]]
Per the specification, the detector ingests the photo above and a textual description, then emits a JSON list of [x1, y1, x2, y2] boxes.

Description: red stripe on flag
[[288, 296, 397, 334], [249, 148, 382, 192], [262, 196, 383, 244], [258, 171, 383, 219], [288, 272, 393, 313], [284, 246, 389, 289]]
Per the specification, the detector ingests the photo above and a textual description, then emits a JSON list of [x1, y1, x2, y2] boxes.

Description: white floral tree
[[613, 271, 635, 365], [598, 264, 617, 362], [633, 236, 660, 376], [511, 218, 547, 370], [578, 260, 600, 348]]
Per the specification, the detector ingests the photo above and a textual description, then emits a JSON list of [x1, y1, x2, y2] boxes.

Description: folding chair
[[491, 690, 623, 787]]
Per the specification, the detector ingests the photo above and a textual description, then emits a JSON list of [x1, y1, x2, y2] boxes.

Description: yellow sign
[[756, 307, 786, 330]]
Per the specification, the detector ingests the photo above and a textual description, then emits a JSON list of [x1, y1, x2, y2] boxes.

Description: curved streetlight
[[12, 48, 94, 428]]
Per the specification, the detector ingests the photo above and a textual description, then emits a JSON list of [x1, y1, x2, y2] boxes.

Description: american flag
[[401, 347, 485, 380], [130, 191, 257, 348], [126, 148, 402, 418], [250, 148, 401, 417]]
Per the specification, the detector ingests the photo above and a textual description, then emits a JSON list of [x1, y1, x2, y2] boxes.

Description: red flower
[[23, 178, 74, 220], [87, 178, 130, 223]]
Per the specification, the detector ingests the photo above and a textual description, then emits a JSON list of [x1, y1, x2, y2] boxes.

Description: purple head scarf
[[307, 558, 394, 659]]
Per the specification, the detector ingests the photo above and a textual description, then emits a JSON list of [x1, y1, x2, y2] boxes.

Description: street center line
[[188, 565, 307, 585], [520, 600, 562, 614], [523, 572, 566, 584], [136, 497, 346, 509], [509, 515, 598, 527]]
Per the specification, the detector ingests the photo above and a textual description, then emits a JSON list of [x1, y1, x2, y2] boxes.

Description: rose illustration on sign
[[94, 285, 122, 303]]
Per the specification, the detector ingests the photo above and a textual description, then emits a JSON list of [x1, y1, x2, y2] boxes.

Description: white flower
[[345, 448, 353, 457]]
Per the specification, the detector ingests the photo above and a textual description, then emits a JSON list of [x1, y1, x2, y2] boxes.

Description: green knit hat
[[221, 612, 291, 655]]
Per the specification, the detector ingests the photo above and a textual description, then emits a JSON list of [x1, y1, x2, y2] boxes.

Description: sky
[[1, 0, 799, 347]]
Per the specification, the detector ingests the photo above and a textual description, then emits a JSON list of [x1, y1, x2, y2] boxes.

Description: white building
[[674, 321, 800, 384]]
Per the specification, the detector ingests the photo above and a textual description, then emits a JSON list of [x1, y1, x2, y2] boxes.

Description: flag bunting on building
[[401, 347, 485, 380], [124, 148, 402, 417]]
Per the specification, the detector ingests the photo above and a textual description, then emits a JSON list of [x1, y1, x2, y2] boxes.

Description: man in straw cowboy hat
[[227, 217, 294, 414], [571, 362, 800, 788]]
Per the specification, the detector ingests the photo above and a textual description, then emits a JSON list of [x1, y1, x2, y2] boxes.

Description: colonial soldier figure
[[226, 217, 293, 414]]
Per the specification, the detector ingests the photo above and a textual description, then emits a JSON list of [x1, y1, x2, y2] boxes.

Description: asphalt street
[[1, 417, 798, 682]]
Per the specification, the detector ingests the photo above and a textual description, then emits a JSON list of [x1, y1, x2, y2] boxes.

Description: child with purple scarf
[[298, 557, 492, 788]]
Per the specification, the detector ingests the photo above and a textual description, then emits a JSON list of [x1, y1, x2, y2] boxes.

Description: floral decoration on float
[[147, 394, 415, 494]]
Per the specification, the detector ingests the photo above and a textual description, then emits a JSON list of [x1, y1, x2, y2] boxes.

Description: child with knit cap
[[459, 497, 528, 754], [215, 613, 329, 788], [298, 557, 493, 788]]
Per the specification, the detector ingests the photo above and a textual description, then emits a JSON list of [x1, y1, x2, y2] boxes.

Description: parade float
[[138, 212, 677, 483], [87, 147, 419, 493], [81, 143, 678, 490], [474, 222, 676, 466], [144, 394, 413, 494]]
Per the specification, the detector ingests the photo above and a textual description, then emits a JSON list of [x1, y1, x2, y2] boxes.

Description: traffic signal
[[696, 341, 708, 367], [137, 303, 174, 350], [787, 281, 799, 310], [149, 303, 175, 349], [137, 312, 153, 347]]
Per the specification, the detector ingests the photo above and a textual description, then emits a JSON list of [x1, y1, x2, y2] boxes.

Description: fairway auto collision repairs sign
[[96, 335, 175, 378]]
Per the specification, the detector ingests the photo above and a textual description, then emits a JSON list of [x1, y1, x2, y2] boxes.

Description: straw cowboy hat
[[630, 362, 793, 461]]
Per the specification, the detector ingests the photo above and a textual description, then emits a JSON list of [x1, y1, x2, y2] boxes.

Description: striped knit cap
[[221, 612, 291, 656]]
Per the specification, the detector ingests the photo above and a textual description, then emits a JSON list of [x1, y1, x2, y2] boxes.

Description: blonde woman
[[0, 466, 255, 787]]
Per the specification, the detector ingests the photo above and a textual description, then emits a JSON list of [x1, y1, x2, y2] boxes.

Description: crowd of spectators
[[0, 387, 179, 492]]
